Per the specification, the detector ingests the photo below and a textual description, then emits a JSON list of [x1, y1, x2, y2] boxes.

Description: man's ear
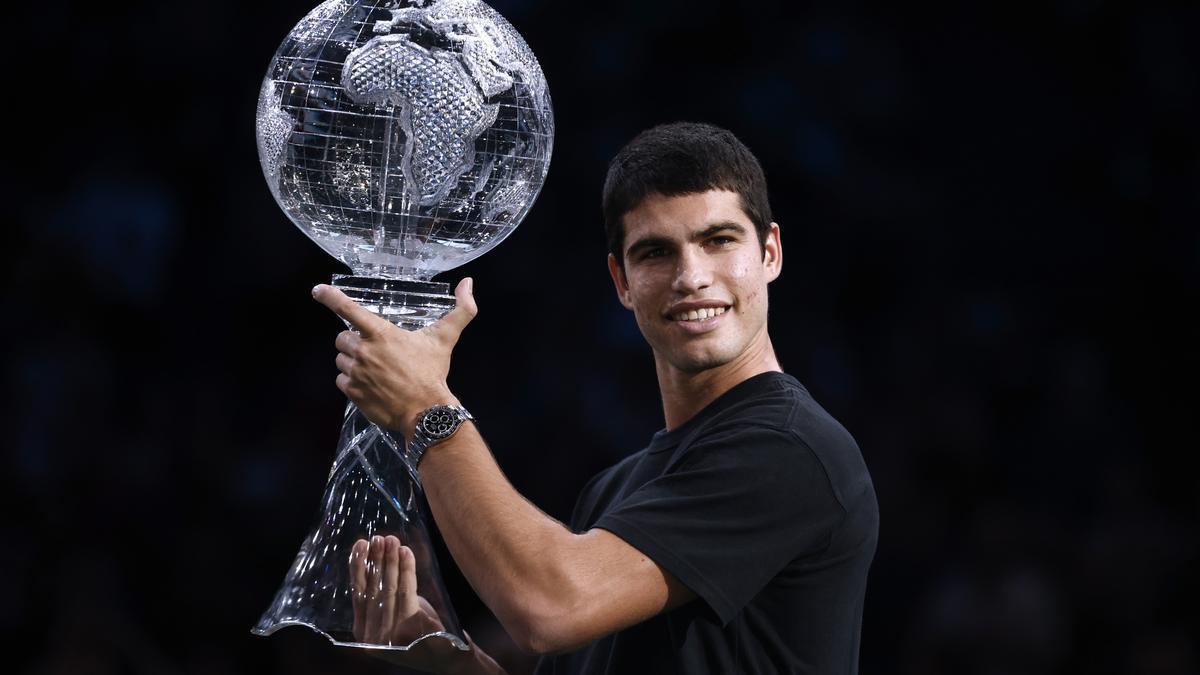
[[607, 253, 635, 310], [763, 222, 783, 282]]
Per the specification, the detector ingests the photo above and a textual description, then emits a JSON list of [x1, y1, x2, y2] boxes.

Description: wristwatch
[[407, 404, 474, 466]]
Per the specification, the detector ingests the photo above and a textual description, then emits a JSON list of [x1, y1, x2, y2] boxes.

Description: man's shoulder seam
[[783, 430, 851, 515]]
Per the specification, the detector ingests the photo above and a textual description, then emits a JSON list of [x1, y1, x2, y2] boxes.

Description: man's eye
[[643, 248, 667, 259], [709, 236, 735, 246]]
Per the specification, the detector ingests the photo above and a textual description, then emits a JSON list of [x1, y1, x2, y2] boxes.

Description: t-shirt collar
[[645, 371, 793, 454]]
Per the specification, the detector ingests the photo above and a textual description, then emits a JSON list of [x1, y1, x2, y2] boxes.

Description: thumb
[[431, 277, 478, 343]]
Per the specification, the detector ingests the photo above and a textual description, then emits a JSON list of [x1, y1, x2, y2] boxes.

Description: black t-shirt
[[535, 372, 878, 675]]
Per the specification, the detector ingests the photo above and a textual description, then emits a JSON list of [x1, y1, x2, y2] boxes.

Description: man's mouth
[[670, 306, 728, 322]]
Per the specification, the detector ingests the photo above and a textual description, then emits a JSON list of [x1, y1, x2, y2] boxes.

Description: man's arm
[[419, 422, 695, 653], [314, 280, 695, 654]]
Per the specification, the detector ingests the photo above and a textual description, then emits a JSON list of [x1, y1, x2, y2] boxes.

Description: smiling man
[[314, 122, 879, 674]]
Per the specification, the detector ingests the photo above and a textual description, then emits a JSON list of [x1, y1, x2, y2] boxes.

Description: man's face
[[608, 189, 782, 374]]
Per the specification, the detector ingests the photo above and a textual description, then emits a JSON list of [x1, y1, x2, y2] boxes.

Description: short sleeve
[[593, 425, 844, 625]]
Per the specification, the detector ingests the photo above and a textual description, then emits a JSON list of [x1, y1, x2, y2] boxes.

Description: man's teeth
[[673, 307, 727, 321]]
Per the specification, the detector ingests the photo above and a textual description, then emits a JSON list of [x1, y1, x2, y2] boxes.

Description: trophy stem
[[331, 275, 456, 331]]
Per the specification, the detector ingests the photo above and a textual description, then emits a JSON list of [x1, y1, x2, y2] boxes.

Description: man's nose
[[671, 248, 713, 294]]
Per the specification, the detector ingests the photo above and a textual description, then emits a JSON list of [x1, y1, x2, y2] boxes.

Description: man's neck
[[654, 332, 782, 431]]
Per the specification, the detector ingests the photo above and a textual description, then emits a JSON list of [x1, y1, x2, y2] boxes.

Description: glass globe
[[256, 0, 554, 280]]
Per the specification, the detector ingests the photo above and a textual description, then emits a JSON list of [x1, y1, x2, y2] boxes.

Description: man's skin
[[315, 189, 784, 673]]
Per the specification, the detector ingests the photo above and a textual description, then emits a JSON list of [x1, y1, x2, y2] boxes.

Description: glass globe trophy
[[250, 0, 552, 653]]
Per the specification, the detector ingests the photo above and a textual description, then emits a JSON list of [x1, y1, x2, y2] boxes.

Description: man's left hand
[[313, 278, 477, 432]]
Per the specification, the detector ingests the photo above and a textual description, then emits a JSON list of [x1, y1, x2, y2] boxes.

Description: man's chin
[[665, 349, 733, 375]]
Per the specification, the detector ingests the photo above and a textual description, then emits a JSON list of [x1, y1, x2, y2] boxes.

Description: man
[[314, 122, 879, 674]]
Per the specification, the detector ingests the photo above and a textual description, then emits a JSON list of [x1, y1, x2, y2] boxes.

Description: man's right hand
[[349, 535, 506, 674]]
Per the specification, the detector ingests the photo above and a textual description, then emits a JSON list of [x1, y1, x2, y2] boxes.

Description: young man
[[314, 122, 879, 674]]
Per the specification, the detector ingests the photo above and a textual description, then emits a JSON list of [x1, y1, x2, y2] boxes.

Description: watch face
[[421, 407, 459, 439]]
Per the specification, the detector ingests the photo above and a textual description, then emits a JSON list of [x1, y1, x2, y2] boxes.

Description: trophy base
[[251, 621, 469, 652], [251, 399, 470, 653]]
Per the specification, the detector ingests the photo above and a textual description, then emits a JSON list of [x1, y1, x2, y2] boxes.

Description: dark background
[[4, 0, 1197, 673]]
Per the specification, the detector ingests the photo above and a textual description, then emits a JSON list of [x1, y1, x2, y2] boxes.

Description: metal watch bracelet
[[408, 404, 474, 467]]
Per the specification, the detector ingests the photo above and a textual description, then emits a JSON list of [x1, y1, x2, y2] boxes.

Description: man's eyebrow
[[625, 236, 673, 259], [692, 222, 747, 240]]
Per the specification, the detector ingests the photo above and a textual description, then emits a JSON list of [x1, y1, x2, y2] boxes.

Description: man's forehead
[[623, 189, 750, 238]]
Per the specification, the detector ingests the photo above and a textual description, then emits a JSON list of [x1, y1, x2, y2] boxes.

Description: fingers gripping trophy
[[251, 0, 552, 655]]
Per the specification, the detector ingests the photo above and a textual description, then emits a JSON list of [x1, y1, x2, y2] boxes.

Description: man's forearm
[[418, 422, 579, 651]]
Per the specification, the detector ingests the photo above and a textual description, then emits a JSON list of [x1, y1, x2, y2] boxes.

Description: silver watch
[[408, 404, 474, 466]]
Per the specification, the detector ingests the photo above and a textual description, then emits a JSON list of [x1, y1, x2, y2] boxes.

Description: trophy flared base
[[250, 620, 469, 652]]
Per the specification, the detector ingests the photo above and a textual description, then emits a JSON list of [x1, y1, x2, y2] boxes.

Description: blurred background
[[4, 0, 1197, 673]]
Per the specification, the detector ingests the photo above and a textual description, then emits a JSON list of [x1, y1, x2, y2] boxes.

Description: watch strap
[[408, 404, 474, 467]]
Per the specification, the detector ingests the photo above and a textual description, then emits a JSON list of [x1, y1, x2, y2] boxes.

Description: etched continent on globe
[[342, 32, 499, 207], [256, 0, 553, 279]]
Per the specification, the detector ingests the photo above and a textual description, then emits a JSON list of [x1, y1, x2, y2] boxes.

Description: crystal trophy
[[251, 0, 552, 652]]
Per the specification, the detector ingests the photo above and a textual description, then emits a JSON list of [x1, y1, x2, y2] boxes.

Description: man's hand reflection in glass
[[350, 535, 505, 674]]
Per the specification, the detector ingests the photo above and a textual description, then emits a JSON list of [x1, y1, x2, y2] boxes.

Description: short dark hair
[[602, 122, 773, 265]]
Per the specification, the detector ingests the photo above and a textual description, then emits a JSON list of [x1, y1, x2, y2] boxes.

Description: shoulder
[[672, 420, 840, 519], [681, 373, 875, 514]]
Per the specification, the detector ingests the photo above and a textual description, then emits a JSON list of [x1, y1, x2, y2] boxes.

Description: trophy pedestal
[[252, 276, 467, 652]]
